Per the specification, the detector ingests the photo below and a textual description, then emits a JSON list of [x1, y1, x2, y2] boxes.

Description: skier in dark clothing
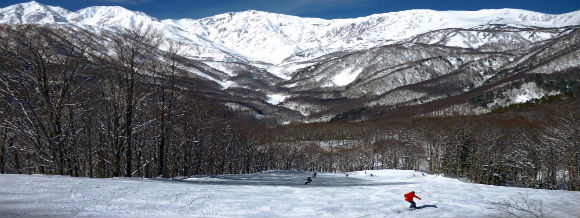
[[404, 191, 421, 209], [304, 177, 312, 185], [313, 172, 317, 178]]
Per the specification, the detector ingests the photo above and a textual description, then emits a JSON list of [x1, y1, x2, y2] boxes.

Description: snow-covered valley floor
[[1, 170, 579, 218]]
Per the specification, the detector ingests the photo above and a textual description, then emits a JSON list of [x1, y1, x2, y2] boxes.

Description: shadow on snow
[[416, 205, 438, 209], [152, 171, 416, 187]]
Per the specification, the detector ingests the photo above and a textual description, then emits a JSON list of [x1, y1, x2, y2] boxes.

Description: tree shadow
[[152, 171, 417, 187], [417, 204, 438, 209]]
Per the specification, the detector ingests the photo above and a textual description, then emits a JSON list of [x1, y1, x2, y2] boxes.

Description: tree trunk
[[158, 131, 165, 177], [12, 144, 21, 174], [125, 83, 134, 177], [158, 90, 166, 177], [88, 142, 93, 178], [0, 127, 6, 174]]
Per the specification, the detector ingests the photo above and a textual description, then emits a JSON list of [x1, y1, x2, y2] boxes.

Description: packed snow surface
[[1, 170, 579, 217]]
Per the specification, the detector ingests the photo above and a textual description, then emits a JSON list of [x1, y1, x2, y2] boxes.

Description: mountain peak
[[0, 0, 70, 24], [67, 5, 160, 28], [237, 9, 268, 15], [200, 9, 319, 22], [8, 1, 69, 13], [15, 0, 44, 8], [76, 5, 145, 16]]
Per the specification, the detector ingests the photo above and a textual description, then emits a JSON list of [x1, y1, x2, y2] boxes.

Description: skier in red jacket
[[404, 191, 421, 209]]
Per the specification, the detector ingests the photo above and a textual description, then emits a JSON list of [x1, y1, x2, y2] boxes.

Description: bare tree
[[153, 40, 182, 178], [0, 25, 91, 175], [105, 23, 162, 177]]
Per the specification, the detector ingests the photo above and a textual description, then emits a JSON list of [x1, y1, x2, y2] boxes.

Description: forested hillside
[[1, 24, 578, 191]]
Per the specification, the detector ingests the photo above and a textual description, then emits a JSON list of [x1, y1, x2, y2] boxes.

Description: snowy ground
[[1, 170, 578, 218]]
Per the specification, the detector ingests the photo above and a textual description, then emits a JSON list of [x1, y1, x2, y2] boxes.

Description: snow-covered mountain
[[1, 1, 579, 123], [0, 1, 69, 24], [2, 1, 578, 65]]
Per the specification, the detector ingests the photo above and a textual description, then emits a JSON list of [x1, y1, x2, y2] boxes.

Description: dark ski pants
[[409, 201, 417, 209]]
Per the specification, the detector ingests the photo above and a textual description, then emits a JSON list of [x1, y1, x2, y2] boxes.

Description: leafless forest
[[1, 24, 578, 191]]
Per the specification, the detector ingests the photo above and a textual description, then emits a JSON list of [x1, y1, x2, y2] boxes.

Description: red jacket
[[404, 192, 421, 202]]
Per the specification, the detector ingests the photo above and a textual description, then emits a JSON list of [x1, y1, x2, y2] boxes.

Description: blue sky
[[2, 0, 578, 19]]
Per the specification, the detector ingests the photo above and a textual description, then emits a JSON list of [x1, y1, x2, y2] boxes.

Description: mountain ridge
[[2, 1, 578, 66], [1, 1, 579, 123]]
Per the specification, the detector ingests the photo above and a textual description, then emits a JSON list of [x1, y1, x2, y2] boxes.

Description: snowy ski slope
[[1, 170, 578, 217]]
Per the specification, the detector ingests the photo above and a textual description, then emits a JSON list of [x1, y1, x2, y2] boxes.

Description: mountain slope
[[1, 1, 579, 123], [2, 2, 578, 65], [0, 1, 69, 24]]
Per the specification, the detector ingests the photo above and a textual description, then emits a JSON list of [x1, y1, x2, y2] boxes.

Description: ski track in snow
[[0, 170, 579, 218]]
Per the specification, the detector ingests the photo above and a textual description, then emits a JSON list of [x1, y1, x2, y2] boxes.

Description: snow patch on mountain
[[184, 66, 236, 89], [204, 62, 238, 76], [281, 101, 316, 116], [265, 63, 315, 80], [514, 93, 535, 103], [331, 66, 363, 87], [512, 83, 553, 103], [220, 80, 237, 90], [266, 93, 289, 105], [491, 82, 561, 107]]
